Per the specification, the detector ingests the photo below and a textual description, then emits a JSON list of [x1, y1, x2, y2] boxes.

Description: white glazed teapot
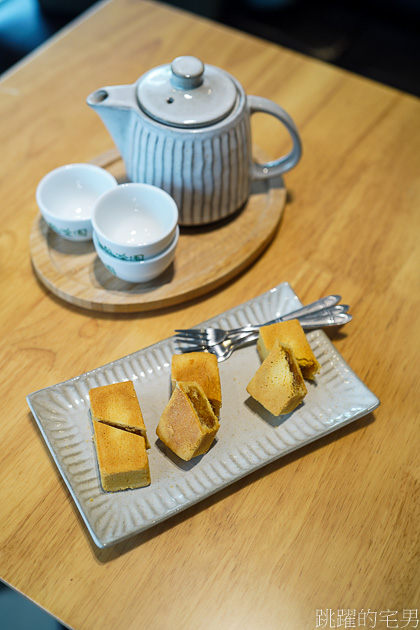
[[87, 56, 302, 226]]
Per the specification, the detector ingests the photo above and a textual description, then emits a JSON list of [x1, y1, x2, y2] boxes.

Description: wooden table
[[1, 1, 419, 628]]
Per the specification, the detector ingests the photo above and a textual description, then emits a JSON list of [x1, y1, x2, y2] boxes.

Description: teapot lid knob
[[171, 56, 204, 89], [137, 56, 238, 128]]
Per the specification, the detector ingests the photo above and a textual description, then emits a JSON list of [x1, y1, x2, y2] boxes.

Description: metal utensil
[[175, 295, 348, 347], [176, 311, 353, 361], [178, 331, 259, 362]]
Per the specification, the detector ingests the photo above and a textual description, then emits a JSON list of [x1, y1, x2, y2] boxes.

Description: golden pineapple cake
[[89, 380, 150, 448], [156, 381, 220, 461], [246, 339, 307, 416], [257, 319, 320, 380], [93, 420, 150, 492], [171, 352, 222, 415]]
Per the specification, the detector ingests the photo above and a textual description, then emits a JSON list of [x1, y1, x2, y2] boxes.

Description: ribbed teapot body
[[125, 82, 251, 225]]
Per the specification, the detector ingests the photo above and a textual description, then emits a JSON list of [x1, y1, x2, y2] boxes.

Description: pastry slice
[[171, 352, 222, 415], [247, 339, 307, 415], [93, 420, 150, 492], [257, 319, 320, 380], [156, 381, 220, 461], [89, 380, 150, 448]]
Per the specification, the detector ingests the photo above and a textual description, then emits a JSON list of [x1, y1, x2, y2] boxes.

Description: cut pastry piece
[[156, 381, 220, 461], [93, 420, 150, 492], [171, 352, 222, 415], [89, 380, 150, 448], [247, 339, 307, 415], [257, 319, 320, 380]]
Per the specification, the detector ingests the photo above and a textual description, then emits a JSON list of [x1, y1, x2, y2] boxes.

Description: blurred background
[[0, 0, 418, 627], [0, 0, 419, 95]]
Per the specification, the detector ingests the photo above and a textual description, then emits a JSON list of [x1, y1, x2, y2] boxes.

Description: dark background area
[[0, 0, 418, 628], [0, 0, 419, 96]]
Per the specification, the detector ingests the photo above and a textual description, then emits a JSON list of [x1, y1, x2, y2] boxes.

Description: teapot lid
[[136, 56, 238, 128]]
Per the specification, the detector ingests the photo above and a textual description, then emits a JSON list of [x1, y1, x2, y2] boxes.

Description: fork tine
[[175, 336, 208, 345], [175, 332, 211, 342], [175, 330, 208, 339], [174, 328, 208, 334], [176, 343, 209, 353]]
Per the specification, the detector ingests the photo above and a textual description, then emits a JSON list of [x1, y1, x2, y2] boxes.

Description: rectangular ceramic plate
[[27, 282, 380, 548]]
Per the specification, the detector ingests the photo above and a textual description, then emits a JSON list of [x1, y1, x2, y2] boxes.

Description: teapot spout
[[86, 84, 137, 160]]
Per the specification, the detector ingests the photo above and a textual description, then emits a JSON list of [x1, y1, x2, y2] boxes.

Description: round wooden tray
[[29, 149, 286, 312]]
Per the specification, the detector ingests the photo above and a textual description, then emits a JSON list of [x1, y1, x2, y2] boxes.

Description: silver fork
[[182, 331, 260, 362], [175, 295, 348, 347], [176, 310, 353, 360]]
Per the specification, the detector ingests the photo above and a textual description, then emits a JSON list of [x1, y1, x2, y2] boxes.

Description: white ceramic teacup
[[92, 183, 179, 261], [36, 163, 118, 241], [93, 227, 179, 283]]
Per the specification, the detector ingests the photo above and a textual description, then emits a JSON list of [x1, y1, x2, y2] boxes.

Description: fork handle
[[270, 294, 342, 323], [229, 311, 352, 349], [228, 295, 342, 334]]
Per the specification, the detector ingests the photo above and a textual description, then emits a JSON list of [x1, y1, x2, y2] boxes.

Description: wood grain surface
[[0, 1, 419, 629]]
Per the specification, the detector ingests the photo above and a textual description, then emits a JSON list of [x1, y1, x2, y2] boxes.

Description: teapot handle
[[248, 95, 302, 180]]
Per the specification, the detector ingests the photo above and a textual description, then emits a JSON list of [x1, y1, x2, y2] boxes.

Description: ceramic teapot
[[87, 56, 301, 226]]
